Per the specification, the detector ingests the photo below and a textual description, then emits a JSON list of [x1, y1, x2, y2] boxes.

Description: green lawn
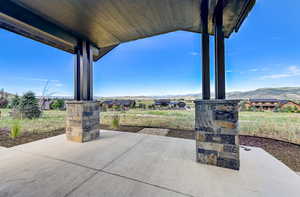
[[1, 108, 300, 144]]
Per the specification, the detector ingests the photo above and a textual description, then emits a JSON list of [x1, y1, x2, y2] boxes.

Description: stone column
[[194, 100, 240, 170], [66, 101, 100, 143]]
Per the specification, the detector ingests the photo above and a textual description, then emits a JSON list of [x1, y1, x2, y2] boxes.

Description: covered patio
[[1, 0, 257, 170], [2, 0, 300, 196]]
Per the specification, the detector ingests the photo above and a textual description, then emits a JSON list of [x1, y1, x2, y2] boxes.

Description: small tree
[[112, 105, 121, 111], [101, 104, 107, 112], [293, 106, 298, 113], [50, 99, 65, 110], [10, 94, 20, 109], [282, 106, 293, 113], [273, 104, 281, 112], [0, 98, 8, 108], [18, 91, 41, 119], [239, 101, 248, 111]]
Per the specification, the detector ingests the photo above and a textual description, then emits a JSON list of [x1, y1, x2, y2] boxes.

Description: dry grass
[[1, 108, 299, 145], [101, 109, 300, 145], [0, 109, 65, 134], [239, 111, 300, 145]]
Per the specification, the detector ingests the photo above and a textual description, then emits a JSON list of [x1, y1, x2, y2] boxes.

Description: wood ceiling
[[1, 0, 255, 60]]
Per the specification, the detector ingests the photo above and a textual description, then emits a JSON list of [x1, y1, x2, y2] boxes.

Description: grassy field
[[0, 109, 65, 133], [1, 108, 300, 144]]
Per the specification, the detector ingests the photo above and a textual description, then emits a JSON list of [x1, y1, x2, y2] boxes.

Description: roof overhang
[[0, 0, 255, 61]]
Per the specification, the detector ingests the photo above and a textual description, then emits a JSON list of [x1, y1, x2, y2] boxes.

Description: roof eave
[[234, 0, 256, 33]]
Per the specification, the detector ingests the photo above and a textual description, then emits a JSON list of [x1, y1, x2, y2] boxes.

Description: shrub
[[282, 106, 293, 113], [50, 99, 65, 110], [273, 104, 281, 112], [112, 105, 121, 111], [101, 104, 107, 112], [138, 103, 146, 109], [293, 106, 298, 113], [10, 94, 20, 109], [10, 121, 21, 139], [18, 91, 41, 119], [111, 115, 120, 129], [239, 101, 248, 111], [0, 98, 8, 108]]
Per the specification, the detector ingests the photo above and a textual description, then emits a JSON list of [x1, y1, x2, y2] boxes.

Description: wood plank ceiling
[[6, 0, 255, 59]]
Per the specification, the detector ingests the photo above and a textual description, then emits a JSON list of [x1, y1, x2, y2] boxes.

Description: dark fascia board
[[0, 0, 103, 61], [0, 0, 79, 53], [234, 0, 256, 33], [209, 0, 256, 38], [94, 45, 119, 62]]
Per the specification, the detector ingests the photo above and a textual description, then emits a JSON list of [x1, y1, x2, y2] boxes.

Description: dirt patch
[[167, 129, 195, 139], [100, 124, 143, 133], [0, 128, 65, 148], [138, 128, 169, 136]]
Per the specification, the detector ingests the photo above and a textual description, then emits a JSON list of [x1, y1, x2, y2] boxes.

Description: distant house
[[154, 99, 171, 107], [245, 99, 300, 111], [154, 99, 186, 108], [101, 100, 136, 108], [170, 101, 186, 108]]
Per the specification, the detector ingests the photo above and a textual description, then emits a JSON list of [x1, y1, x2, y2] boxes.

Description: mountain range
[[100, 87, 300, 100], [3, 87, 300, 100]]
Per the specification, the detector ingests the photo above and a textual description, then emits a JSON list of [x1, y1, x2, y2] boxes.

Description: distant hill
[[4, 87, 300, 101], [227, 87, 300, 100], [99, 87, 300, 101]]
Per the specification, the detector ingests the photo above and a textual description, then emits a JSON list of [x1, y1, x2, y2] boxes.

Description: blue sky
[[1, 0, 300, 97]]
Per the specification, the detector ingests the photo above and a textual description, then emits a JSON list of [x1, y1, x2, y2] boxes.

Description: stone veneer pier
[[195, 100, 240, 170], [66, 101, 100, 143]]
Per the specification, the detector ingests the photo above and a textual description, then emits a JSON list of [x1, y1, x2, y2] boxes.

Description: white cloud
[[261, 65, 300, 79], [261, 74, 292, 79], [16, 77, 59, 83], [55, 83, 63, 87], [288, 65, 300, 73]]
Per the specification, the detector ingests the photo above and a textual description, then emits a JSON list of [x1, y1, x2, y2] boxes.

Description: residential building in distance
[[245, 99, 300, 111]]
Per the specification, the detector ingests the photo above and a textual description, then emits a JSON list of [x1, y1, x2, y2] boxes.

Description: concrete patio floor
[[1, 130, 299, 197]]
